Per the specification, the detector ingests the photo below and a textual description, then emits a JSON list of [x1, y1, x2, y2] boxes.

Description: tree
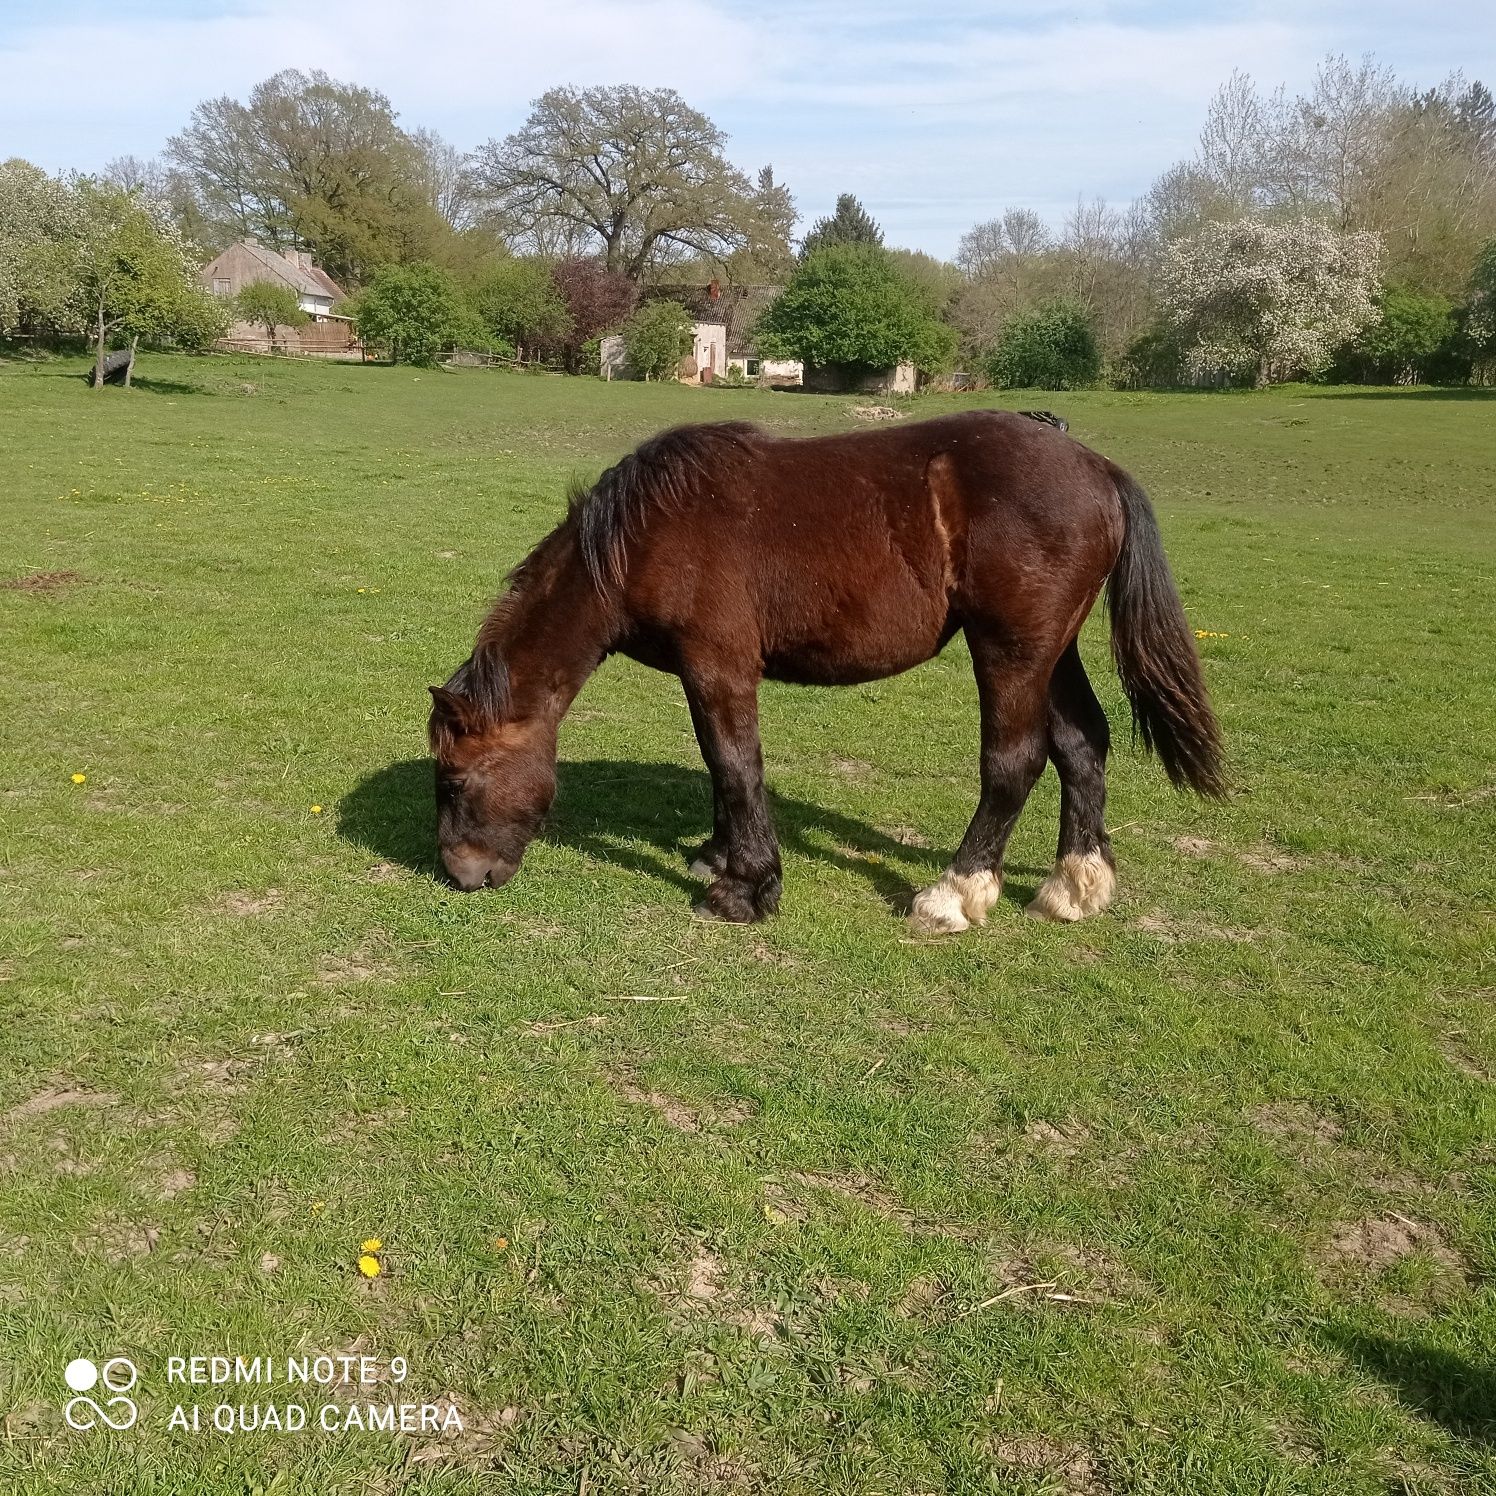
[[167, 70, 443, 285], [235, 281, 308, 350], [799, 193, 883, 259], [545, 257, 637, 373], [1159, 218, 1382, 385], [956, 208, 1051, 278], [1336, 286, 1454, 383], [987, 299, 1101, 389], [468, 256, 571, 361], [66, 181, 228, 387], [353, 261, 474, 365], [755, 245, 957, 376], [472, 87, 778, 281], [621, 299, 693, 380], [0, 158, 80, 334]]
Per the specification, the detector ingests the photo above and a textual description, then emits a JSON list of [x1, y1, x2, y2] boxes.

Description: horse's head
[[427, 683, 557, 891]]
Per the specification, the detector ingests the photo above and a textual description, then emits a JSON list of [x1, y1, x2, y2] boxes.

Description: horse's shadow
[[336, 757, 1047, 911]]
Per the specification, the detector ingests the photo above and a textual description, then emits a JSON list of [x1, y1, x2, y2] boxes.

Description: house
[[200, 240, 361, 358], [601, 280, 803, 385]]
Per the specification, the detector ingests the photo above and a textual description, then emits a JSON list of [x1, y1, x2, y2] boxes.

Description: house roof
[[207, 240, 345, 302]]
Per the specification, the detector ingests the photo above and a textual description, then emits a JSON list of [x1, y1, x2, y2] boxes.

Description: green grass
[[1, 353, 1493, 1494]]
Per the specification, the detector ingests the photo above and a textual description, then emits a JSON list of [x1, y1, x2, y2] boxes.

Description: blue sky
[[3, 1, 1492, 257]]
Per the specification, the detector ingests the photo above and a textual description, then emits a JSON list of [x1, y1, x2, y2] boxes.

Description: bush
[[1333, 286, 1456, 384], [621, 300, 694, 380], [756, 245, 957, 377], [1116, 319, 1188, 389], [353, 262, 474, 366], [987, 299, 1100, 390], [469, 258, 571, 361]]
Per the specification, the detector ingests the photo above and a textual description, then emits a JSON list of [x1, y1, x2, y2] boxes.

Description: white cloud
[[2, 0, 1492, 257]]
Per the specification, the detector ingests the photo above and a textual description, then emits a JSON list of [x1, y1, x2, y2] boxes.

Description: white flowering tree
[[0, 158, 82, 333], [1159, 218, 1382, 385], [1, 165, 225, 384]]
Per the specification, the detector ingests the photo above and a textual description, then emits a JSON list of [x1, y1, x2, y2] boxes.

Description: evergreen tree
[[799, 194, 883, 260]]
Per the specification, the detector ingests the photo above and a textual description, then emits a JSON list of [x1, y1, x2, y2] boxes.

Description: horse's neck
[[480, 529, 613, 724]]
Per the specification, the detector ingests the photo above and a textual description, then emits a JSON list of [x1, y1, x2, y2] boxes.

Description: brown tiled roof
[[211, 241, 345, 302]]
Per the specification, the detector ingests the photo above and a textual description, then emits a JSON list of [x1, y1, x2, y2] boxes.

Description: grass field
[[1, 352, 1493, 1494]]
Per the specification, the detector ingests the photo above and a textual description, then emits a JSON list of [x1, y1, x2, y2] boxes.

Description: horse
[[427, 409, 1224, 932]]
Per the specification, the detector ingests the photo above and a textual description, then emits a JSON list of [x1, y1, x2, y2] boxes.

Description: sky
[[2, 0, 1493, 258]]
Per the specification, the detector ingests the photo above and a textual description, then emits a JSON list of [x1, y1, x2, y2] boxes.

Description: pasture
[[1, 354, 1492, 1494]]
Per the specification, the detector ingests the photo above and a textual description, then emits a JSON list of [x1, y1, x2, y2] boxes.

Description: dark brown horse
[[428, 410, 1224, 931]]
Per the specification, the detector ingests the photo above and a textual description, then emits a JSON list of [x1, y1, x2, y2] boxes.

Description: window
[[212, 278, 231, 296], [746, 359, 760, 377]]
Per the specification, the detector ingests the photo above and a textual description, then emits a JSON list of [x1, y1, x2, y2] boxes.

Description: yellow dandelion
[[311, 1199, 325, 1214], [310, 804, 323, 814], [358, 1254, 382, 1279], [360, 1237, 382, 1253], [357, 587, 366, 594], [71, 772, 87, 784], [1194, 630, 1230, 640], [493, 1236, 509, 1251]]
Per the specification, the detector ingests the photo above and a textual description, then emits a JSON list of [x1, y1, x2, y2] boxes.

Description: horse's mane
[[569, 421, 761, 591]]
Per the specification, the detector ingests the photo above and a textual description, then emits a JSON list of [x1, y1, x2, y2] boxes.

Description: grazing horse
[[428, 410, 1224, 931]]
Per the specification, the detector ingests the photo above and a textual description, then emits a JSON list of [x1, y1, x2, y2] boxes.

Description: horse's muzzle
[[441, 848, 517, 892]]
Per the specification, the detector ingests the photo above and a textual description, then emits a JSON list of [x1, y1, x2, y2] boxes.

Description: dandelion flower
[[310, 804, 323, 814], [361, 1237, 382, 1253], [493, 1236, 509, 1251], [358, 1254, 382, 1279], [311, 1199, 325, 1214], [71, 773, 87, 784]]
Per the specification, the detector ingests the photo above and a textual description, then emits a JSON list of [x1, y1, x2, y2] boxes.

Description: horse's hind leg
[[910, 633, 1050, 934], [1028, 640, 1116, 922]]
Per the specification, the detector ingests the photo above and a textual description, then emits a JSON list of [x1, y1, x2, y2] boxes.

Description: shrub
[[756, 244, 957, 377], [621, 300, 694, 380], [353, 262, 473, 366], [987, 299, 1100, 389], [468, 257, 571, 361], [1333, 286, 1456, 384]]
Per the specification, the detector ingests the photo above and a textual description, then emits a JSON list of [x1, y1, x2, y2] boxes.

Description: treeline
[[3, 57, 1495, 386]]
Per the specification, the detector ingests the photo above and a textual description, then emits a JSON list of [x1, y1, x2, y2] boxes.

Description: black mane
[[571, 422, 761, 591]]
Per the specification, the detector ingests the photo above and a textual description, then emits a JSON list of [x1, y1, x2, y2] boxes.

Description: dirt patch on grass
[[849, 405, 906, 421], [831, 756, 874, 780], [1026, 1118, 1093, 1156], [1173, 836, 1213, 857], [1250, 1101, 1343, 1145], [157, 1167, 196, 1199], [77, 1220, 162, 1262], [315, 947, 392, 985], [1322, 1214, 1470, 1282], [878, 824, 932, 848], [1240, 847, 1309, 873], [989, 1436, 1106, 1494], [1135, 913, 1256, 944], [610, 1072, 754, 1133], [213, 888, 283, 916], [5, 1085, 118, 1123], [1, 569, 84, 594]]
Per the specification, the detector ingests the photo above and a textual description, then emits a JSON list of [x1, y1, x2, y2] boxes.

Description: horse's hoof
[[1025, 851, 1116, 922], [909, 870, 1000, 934], [686, 842, 727, 880], [697, 872, 778, 923]]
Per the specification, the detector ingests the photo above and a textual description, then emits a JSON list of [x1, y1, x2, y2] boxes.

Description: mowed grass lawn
[[1, 353, 1493, 1495]]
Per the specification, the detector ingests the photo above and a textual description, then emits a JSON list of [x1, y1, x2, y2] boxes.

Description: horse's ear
[[428, 685, 477, 743]]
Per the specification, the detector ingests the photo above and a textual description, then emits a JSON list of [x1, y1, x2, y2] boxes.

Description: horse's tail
[[1105, 468, 1227, 798]]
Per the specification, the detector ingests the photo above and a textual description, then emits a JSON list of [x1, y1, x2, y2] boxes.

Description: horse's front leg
[[682, 671, 782, 922], [683, 690, 729, 880]]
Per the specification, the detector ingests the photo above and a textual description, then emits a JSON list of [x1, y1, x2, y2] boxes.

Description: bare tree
[[471, 86, 777, 281], [409, 128, 479, 231]]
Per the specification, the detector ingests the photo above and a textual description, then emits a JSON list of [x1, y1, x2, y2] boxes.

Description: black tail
[[1106, 469, 1227, 798]]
